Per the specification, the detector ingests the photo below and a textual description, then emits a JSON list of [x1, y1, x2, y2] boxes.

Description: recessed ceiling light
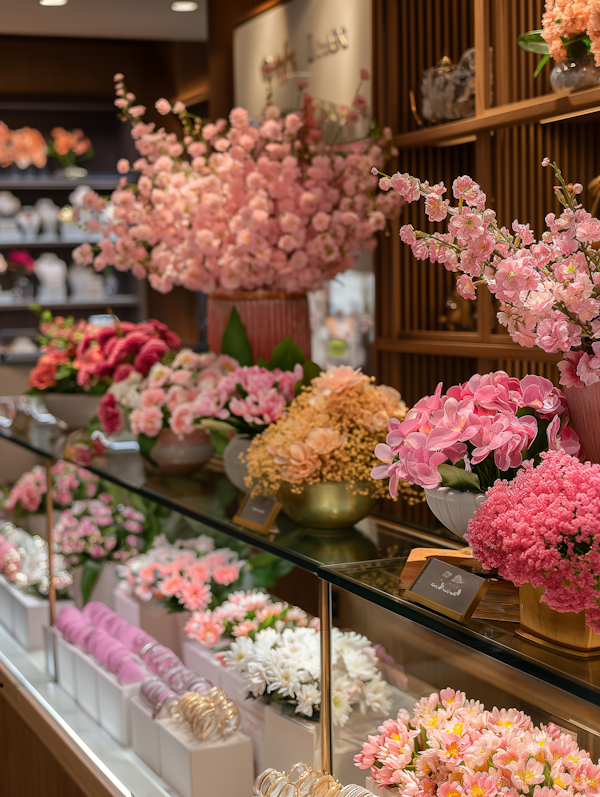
[[171, 1, 198, 10], [39, 0, 68, 5]]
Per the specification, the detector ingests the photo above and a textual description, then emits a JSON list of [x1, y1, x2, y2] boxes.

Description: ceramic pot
[[425, 486, 486, 539], [43, 393, 102, 431], [143, 427, 213, 476], [207, 291, 311, 363], [565, 382, 600, 464], [223, 434, 252, 492], [278, 481, 377, 530], [519, 583, 600, 654]]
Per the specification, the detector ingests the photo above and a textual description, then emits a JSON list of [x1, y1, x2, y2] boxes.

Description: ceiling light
[[171, 1, 198, 10], [39, 0, 68, 5]]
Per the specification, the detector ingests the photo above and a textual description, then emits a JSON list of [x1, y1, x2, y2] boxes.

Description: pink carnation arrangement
[[184, 589, 309, 650], [372, 371, 580, 494], [541, 0, 600, 64], [72, 71, 401, 294], [116, 542, 245, 613], [376, 159, 600, 387], [354, 687, 600, 795], [467, 449, 600, 632], [3, 460, 99, 518]]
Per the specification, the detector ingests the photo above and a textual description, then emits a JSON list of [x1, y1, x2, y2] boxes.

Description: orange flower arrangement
[[0, 122, 47, 169], [48, 127, 93, 167]]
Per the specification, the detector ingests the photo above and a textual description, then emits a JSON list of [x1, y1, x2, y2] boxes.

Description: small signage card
[[403, 557, 489, 623], [233, 494, 282, 533]]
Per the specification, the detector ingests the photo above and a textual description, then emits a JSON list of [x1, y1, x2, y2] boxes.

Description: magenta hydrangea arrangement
[[467, 450, 600, 632], [354, 687, 600, 795], [184, 589, 309, 649], [73, 71, 401, 295], [372, 371, 580, 493], [3, 460, 99, 517], [374, 159, 600, 387]]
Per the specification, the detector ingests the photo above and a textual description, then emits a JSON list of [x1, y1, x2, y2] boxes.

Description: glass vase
[[550, 55, 600, 92]]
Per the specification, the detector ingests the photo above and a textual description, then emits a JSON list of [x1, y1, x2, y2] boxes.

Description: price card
[[403, 557, 490, 623], [233, 493, 282, 533]]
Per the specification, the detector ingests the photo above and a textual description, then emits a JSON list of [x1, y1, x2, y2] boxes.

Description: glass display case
[[0, 404, 599, 797]]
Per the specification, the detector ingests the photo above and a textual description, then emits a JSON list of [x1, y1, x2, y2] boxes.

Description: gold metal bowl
[[277, 481, 377, 530]]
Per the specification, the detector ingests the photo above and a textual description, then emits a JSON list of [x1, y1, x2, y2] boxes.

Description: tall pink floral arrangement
[[354, 687, 600, 795], [73, 72, 401, 294], [376, 159, 600, 388], [467, 450, 600, 632], [372, 371, 579, 493]]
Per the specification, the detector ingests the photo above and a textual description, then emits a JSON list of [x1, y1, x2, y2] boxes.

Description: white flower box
[[70, 561, 120, 609], [97, 661, 145, 746], [73, 643, 101, 722], [55, 631, 78, 701], [366, 776, 396, 795], [263, 702, 364, 787], [0, 575, 73, 650], [114, 589, 190, 659], [222, 665, 266, 776], [158, 715, 254, 797], [130, 696, 162, 776], [182, 640, 224, 688]]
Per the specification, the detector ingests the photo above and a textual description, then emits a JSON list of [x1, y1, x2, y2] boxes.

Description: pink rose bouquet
[[372, 371, 580, 494], [376, 159, 600, 387], [3, 460, 99, 518], [354, 687, 600, 795], [54, 496, 148, 603], [184, 589, 309, 650], [73, 71, 401, 294], [467, 449, 600, 632]]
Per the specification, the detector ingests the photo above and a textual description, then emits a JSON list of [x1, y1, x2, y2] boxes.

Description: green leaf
[[138, 432, 159, 467], [201, 417, 238, 433], [438, 463, 481, 492], [221, 307, 253, 366], [294, 359, 322, 396], [209, 428, 231, 455], [534, 53, 551, 78], [268, 337, 305, 372], [517, 30, 549, 54], [80, 559, 103, 604]]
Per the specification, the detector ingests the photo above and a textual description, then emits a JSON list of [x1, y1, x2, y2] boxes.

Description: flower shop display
[[224, 626, 391, 727], [73, 72, 401, 361], [372, 371, 579, 538], [354, 687, 600, 796], [467, 449, 600, 652], [246, 365, 422, 529], [377, 159, 600, 461], [518, 1, 600, 90]]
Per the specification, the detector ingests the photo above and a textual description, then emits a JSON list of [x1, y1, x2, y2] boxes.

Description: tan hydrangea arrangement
[[245, 365, 422, 503]]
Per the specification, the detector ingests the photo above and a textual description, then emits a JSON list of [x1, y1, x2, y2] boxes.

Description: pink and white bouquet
[[467, 449, 600, 632], [73, 71, 401, 295], [184, 589, 309, 650], [116, 541, 245, 613], [354, 687, 600, 796], [377, 159, 600, 387], [3, 460, 99, 518], [372, 371, 580, 493]]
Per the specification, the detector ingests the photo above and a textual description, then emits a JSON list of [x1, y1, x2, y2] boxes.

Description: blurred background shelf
[[0, 295, 139, 311], [0, 175, 120, 190], [0, 239, 101, 248]]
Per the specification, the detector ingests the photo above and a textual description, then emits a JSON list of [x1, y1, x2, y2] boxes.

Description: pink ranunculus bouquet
[[73, 71, 402, 295], [376, 159, 600, 387], [467, 449, 600, 633], [372, 371, 580, 494], [354, 687, 600, 795], [3, 460, 99, 518]]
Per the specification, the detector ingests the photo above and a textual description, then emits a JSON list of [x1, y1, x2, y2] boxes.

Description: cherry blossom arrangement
[[27, 310, 181, 395], [467, 449, 600, 632], [224, 626, 391, 727], [372, 371, 580, 493], [245, 365, 421, 502], [72, 71, 401, 294], [3, 460, 99, 518], [376, 159, 600, 387], [354, 687, 600, 796], [53, 496, 148, 602], [184, 589, 309, 649]]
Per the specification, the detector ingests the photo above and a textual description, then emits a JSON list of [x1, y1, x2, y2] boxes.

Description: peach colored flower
[[311, 365, 368, 397], [305, 427, 347, 455]]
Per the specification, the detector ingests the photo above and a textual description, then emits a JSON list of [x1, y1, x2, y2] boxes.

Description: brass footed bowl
[[277, 481, 377, 530]]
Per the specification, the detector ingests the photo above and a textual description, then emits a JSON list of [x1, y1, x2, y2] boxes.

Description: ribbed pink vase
[[207, 291, 312, 363], [565, 381, 600, 464]]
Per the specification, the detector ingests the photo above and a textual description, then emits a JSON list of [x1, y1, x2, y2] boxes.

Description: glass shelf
[[2, 407, 600, 709]]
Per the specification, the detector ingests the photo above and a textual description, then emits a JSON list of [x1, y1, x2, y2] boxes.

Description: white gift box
[[73, 643, 101, 722], [365, 776, 395, 795], [114, 590, 190, 659], [263, 703, 363, 787], [159, 716, 253, 797], [182, 640, 224, 688], [0, 575, 73, 650], [130, 696, 162, 776], [55, 632, 78, 701], [70, 561, 119, 610], [222, 666, 266, 775], [97, 663, 144, 746]]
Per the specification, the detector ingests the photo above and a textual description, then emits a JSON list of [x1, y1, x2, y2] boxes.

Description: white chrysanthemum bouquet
[[224, 626, 391, 727]]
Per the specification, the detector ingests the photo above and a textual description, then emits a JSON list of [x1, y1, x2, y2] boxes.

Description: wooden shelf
[[0, 175, 120, 190], [0, 239, 100, 248], [375, 336, 561, 363], [0, 295, 139, 311], [394, 85, 600, 150]]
